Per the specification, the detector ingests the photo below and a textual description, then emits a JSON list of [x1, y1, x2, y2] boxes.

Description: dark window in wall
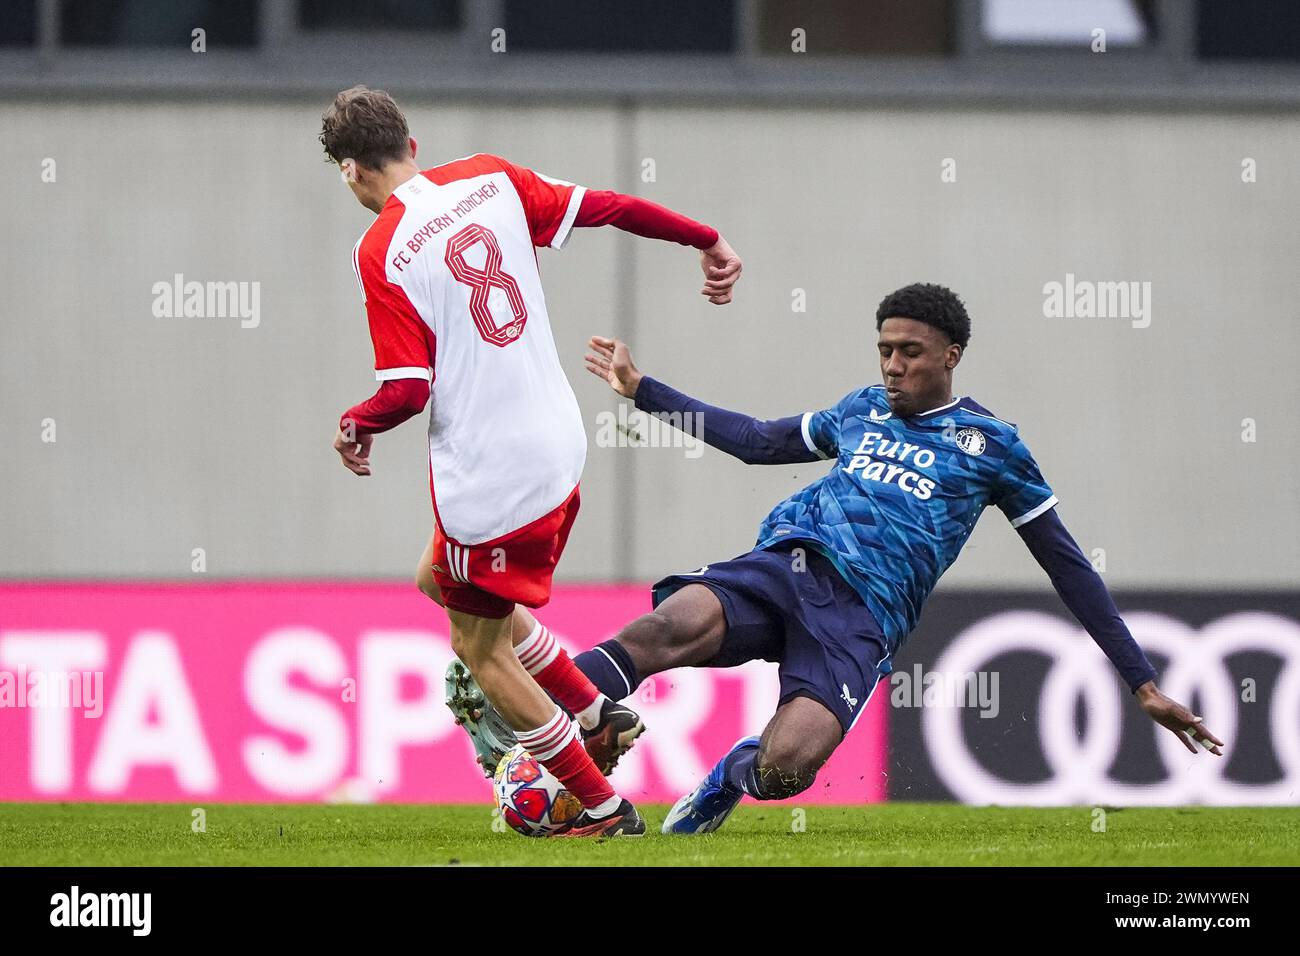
[[60, 0, 260, 47], [759, 0, 954, 55], [505, 0, 736, 52], [300, 0, 462, 31], [1198, 0, 1300, 61], [0, 0, 38, 46]]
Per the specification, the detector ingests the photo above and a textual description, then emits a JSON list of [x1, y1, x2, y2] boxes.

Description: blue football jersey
[[754, 385, 1057, 654]]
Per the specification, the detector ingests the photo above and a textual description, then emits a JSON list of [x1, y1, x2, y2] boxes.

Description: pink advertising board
[[0, 584, 887, 804]]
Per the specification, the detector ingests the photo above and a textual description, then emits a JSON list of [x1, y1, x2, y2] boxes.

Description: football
[[493, 744, 585, 837]]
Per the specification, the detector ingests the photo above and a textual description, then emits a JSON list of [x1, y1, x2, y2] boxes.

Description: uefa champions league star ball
[[493, 744, 584, 837]]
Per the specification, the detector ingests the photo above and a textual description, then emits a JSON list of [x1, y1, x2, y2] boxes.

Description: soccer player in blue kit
[[578, 283, 1225, 834]]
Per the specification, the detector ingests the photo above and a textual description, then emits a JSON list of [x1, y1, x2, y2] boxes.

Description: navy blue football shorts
[[651, 541, 892, 735]]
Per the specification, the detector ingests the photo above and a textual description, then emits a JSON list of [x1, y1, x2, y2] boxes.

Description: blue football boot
[[661, 735, 760, 835]]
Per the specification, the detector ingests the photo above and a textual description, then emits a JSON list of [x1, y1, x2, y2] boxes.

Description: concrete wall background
[[4, 98, 1297, 587]]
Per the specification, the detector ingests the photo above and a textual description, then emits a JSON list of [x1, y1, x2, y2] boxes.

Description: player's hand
[[1136, 681, 1224, 755], [584, 336, 643, 399], [700, 235, 742, 305], [333, 425, 373, 476]]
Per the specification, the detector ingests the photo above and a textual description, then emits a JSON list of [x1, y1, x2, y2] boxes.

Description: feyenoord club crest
[[955, 427, 986, 456]]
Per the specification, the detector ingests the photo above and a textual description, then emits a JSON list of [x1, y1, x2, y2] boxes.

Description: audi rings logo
[[923, 611, 1300, 805]]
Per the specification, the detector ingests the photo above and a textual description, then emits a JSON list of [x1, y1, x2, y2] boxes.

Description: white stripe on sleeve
[[1009, 495, 1059, 529], [550, 185, 587, 250], [801, 412, 831, 460], [375, 367, 432, 382]]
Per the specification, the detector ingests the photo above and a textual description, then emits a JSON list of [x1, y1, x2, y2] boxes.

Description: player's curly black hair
[[874, 283, 971, 349]]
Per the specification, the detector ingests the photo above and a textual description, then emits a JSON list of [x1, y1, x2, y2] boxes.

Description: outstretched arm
[[584, 336, 818, 465], [1017, 508, 1224, 756], [574, 190, 742, 305], [494, 155, 742, 303]]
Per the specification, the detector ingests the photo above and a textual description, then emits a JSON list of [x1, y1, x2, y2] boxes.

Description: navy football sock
[[573, 639, 640, 702], [723, 741, 761, 794]]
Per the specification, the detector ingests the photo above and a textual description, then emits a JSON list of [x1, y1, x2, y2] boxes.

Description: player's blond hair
[[319, 85, 411, 171]]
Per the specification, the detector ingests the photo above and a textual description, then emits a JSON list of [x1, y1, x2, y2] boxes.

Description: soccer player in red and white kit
[[320, 86, 741, 836]]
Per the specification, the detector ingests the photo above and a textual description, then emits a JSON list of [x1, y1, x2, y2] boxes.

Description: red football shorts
[[432, 485, 581, 619]]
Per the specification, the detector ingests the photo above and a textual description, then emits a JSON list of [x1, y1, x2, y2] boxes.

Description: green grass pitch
[[2, 803, 1298, 866]]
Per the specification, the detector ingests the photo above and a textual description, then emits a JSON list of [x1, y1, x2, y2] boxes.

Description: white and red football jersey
[[350, 153, 588, 545]]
